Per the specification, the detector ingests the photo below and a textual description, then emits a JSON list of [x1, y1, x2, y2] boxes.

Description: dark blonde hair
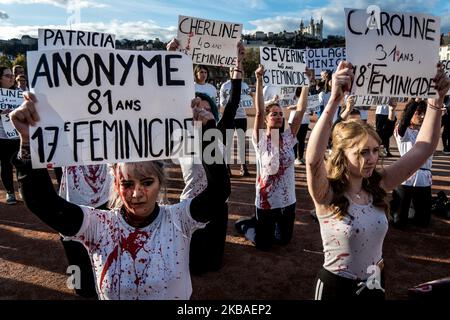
[[326, 120, 388, 219], [109, 161, 167, 209]]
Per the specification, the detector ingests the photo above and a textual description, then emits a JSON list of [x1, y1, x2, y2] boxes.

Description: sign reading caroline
[[177, 15, 242, 67], [27, 36, 195, 168], [345, 8, 440, 98], [260, 46, 309, 87]]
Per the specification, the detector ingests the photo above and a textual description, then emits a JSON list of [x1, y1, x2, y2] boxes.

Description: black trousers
[[190, 202, 228, 275], [61, 238, 98, 298], [391, 185, 432, 228], [314, 268, 385, 300], [375, 114, 395, 152], [0, 138, 19, 193], [232, 118, 248, 166], [294, 123, 309, 160], [442, 113, 450, 150], [254, 203, 296, 251]]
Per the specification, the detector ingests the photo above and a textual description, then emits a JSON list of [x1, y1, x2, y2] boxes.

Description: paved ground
[[0, 110, 449, 300]]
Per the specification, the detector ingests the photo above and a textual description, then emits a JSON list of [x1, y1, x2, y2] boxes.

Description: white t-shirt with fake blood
[[64, 199, 206, 300], [59, 165, 113, 208], [252, 130, 297, 209], [318, 197, 388, 280], [394, 127, 432, 187]]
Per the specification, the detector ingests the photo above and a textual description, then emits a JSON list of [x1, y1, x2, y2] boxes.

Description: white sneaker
[[294, 159, 302, 165], [6, 192, 17, 205]]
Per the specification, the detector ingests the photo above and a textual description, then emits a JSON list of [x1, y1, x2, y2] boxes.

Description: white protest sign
[[345, 8, 440, 98], [353, 95, 408, 107], [0, 88, 24, 112], [38, 29, 116, 50], [260, 46, 309, 86], [441, 60, 450, 77], [276, 87, 296, 107], [241, 94, 253, 108], [287, 94, 319, 123], [307, 94, 321, 111], [221, 82, 253, 108], [177, 15, 242, 67], [305, 47, 346, 77], [27, 49, 195, 168], [1, 114, 19, 139]]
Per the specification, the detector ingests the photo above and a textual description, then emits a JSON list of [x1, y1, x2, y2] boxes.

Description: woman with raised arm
[[167, 39, 244, 274], [10, 94, 230, 300], [306, 61, 450, 300], [0, 66, 20, 205], [235, 65, 312, 251]]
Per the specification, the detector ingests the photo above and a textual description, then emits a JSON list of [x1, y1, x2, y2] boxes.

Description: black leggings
[[252, 203, 296, 251], [294, 123, 309, 160], [375, 114, 395, 152], [60, 238, 98, 298], [391, 185, 432, 228], [314, 268, 385, 300], [0, 138, 20, 193], [442, 113, 450, 149], [190, 202, 228, 275], [232, 118, 248, 165]]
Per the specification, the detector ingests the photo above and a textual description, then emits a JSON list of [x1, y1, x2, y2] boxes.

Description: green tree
[[243, 48, 259, 84], [13, 53, 26, 70]]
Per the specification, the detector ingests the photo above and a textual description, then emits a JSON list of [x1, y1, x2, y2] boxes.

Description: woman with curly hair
[[391, 99, 432, 228], [306, 61, 449, 300]]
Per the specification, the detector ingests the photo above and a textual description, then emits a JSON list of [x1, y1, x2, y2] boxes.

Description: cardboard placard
[[27, 49, 195, 168], [177, 15, 242, 67], [38, 28, 116, 50], [345, 8, 440, 98], [260, 46, 309, 86]]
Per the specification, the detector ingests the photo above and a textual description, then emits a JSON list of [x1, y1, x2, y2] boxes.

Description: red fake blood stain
[[337, 253, 350, 259], [121, 230, 149, 287], [99, 245, 119, 291], [257, 135, 287, 209], [67, 166, 80, 189], [99, 229, 149, 291]]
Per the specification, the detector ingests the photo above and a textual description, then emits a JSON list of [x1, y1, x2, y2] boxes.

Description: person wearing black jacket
[[167, 39, 244, 274], [10, 93, 230, 300]]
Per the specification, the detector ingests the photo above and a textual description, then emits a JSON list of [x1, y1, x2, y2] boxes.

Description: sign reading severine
[[27, 49, 195, 168], [177, 15, 242, 67], [345, 8, 440, 98], [260, 46, 309, 86], [38, 29, 116, 50]]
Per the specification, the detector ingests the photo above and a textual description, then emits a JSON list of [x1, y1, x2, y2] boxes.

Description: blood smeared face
[[115, 164, 161, 218]]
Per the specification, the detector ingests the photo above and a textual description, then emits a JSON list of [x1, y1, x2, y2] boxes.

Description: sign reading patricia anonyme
[[260, 46, 309, 87], [38, 28, 116, 50], [27, 49, 195, 168], [345, 8, 440, 98], [177, 15, 242, 67]]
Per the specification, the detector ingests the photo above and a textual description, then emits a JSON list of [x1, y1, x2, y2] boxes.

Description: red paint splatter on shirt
[[100, 245, 119, 291]]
